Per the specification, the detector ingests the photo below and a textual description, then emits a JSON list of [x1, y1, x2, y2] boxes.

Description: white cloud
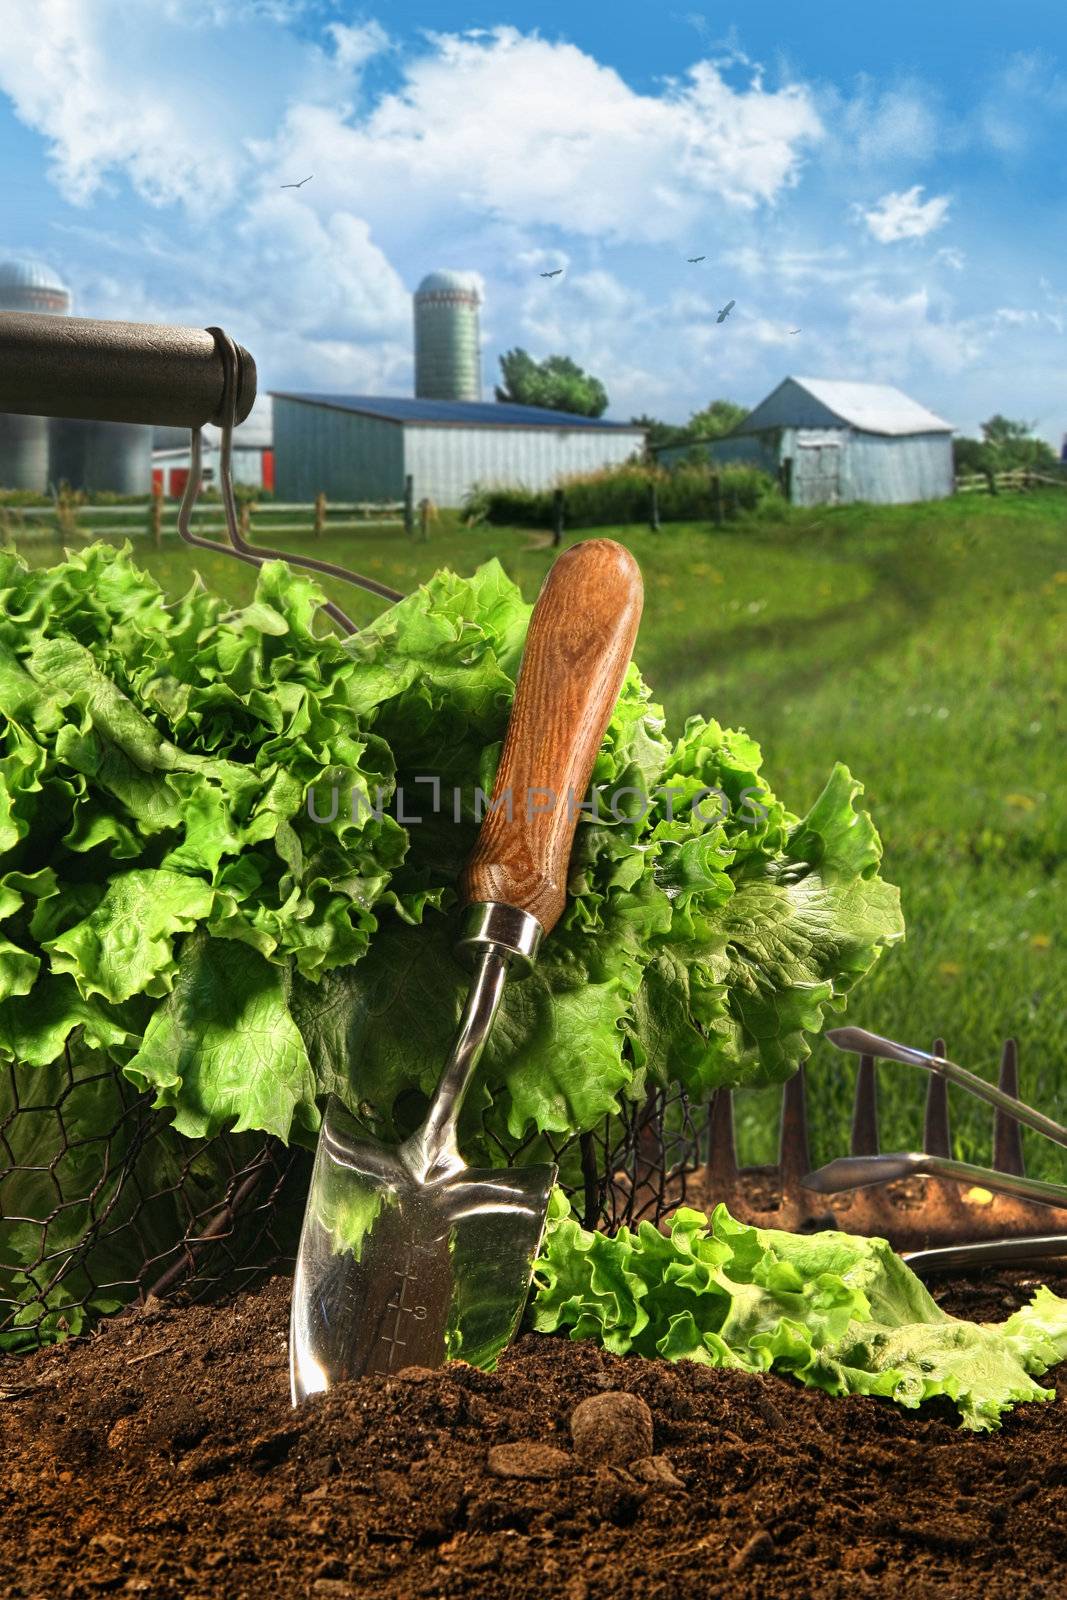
[[325, 19, 391, 72], [820, 77, 942, 165], [234, 201, 412, 338], [843, 285, 983, 380], [257, 30, 824, 246], [934, 246, 965, 271], [858, 186, 951, 243], [0, 12, 825, 233], [0, 0, 338, 215], [973, 51, 1067, 155], [722, 244, 858, 285]]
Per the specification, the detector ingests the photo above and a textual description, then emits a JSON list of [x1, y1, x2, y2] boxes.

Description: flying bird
[[789, 328, 801, 335], [280, 175, 313, 189], [716, 300, 736, 324], [687, 255, 706, 263], [540, 268, 564, 278]]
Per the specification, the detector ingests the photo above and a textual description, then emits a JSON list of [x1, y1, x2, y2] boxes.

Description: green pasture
[[7, 492, 1065, 1181]]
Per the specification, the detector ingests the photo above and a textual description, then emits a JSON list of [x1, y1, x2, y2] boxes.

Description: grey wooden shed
[[656, 377, 955, 506]]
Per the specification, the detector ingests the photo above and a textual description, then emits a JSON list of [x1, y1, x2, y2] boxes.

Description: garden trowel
[[290, 538, 644, 1403]]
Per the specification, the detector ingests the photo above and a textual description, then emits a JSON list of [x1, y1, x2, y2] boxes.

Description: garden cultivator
[[650, 1030, 1067, 1275]]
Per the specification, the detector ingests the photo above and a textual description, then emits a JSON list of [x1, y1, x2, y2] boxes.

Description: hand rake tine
[[778, 1064, 812, 1185], [922, 1036, 952, 1157], [706, 1087, 739, 1184], [849, 1053, 880, 1156], [993, 1038, 1026, 1175]]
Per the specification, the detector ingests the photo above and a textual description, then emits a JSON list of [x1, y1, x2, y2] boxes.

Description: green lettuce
[[531, 1190, 1067, 1431], [0, 542, 903, 1162], [1, 541, 904, 1333]]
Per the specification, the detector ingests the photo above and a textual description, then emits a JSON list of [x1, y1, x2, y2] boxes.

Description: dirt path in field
[[1, 1266, 1065, 1600]]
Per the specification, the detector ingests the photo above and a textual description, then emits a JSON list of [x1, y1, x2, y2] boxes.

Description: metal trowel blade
[[290, 1096, 556, 1403]]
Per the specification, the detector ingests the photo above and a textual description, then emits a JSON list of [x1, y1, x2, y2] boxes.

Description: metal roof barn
[[270, 393, 646, 508], [655, 377, 955, 507]]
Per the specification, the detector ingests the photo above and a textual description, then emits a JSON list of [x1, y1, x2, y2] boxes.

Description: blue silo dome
[[415, 270, 480, 299], [0, 256, 70, 312], [0, 257, 67, 293]]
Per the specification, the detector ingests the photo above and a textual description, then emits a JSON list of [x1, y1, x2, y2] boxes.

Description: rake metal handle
[[0, 311, 257, 428], [904, 1234, 1067, 1275], [804, 1151, 1067, 1210], [827, 1027, 1067, 1150]]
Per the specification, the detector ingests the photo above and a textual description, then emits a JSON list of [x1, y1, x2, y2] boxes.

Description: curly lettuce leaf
[[531, 1193, 1067, 1431], [0, 543, 902, 1155]]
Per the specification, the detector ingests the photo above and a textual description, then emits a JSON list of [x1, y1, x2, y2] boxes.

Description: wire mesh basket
[[1, 1049, 705, 1351]]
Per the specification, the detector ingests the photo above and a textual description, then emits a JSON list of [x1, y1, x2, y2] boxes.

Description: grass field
[[8, 493, 1066, 1181]]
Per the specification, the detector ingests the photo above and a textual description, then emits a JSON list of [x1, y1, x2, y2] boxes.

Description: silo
[[0, 257, 71, 492], [413, 270, 482, 402], [49, 418, 152, 495]]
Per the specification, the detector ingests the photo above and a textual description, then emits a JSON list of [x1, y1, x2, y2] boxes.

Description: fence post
[[779, 457, 794, 505], [710, 472, 724, 527], [418, 497, 430, 542], [985, 468, 997, 496], [403, 474, 414, 538], [551, 487, 565, 547], [149, 481, 164, 549], [649, 480, 661, 533], [313, 490, 327, 537], [55, 482, 79, 543], [239, 500, 252, 540]]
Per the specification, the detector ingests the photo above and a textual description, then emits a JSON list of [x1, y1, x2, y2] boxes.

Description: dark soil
[[2, 1265, 1066, 1600]]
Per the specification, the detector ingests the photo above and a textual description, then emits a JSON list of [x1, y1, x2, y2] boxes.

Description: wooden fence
[[0, 475, 421, 545], [955, 468, 1067, 496]]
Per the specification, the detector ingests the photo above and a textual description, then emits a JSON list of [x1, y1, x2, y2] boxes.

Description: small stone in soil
[[570, 1390, 654, 1465], [395, 1366, 436, 1383], [729, 1530, 776, 1570], [487, 1442, 573, 1480], [753, 1393, 785, 1430], [629, 1455, 685, 1490]]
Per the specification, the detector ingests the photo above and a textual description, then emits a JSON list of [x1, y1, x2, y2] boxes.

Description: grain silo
[[413, 271, 482, 402], [0, 257, 70, 491], [49, 418, 152, 496], [0, 253, 152, 495]]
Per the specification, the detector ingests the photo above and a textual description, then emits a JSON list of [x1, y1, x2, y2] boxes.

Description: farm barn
[[270, 393, 646, 507], [150, 415, 275, 499], [657, 377, 955, 506]]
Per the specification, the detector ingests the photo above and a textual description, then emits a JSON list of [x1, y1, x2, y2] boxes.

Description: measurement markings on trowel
[[374, 1249, 428, 1374]]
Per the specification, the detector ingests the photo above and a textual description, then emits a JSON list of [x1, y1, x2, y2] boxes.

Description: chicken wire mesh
[[0, 1051, 704, 1354], [4, 1032, 1065, 1354]]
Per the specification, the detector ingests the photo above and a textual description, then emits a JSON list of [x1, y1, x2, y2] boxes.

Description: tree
[[628, 399, 749, 460], [978, 415, 1056, 471], [495, 349, 609, 417], [628, 414, 691, 455], [952, 436, 990, 475], [687, 399, 748, 440]]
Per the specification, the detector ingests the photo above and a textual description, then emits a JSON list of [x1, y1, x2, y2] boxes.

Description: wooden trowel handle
[[459, 538, 643, 937]]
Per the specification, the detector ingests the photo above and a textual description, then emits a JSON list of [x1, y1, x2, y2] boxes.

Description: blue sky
[[2, 0, 1066, 444]]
